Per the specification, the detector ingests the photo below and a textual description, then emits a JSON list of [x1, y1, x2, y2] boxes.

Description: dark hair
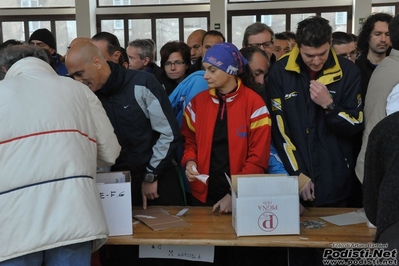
[[128, 39, 154, 62], [0, 39, 24, 51], [275, 32, 291, 41], [332, 31, 355, 46], [240, 46, 270, 64], [0, 45, 50, 80], [296, 16, 332, 48], [91, 31, 121, 56], [242, 22, 275, 47], [119, 47, 129, 67], [357, 13, 393, 54], [282, 31, 297, 42], [159, 41, 191, 71], [202, 30, 226, 44], [238, 64, 257, 91], [389, 14, 399, 50]]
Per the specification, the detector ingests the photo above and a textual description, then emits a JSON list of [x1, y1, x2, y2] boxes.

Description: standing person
[[28, 28, 68, 76], [91, 31, 125, 67], [242, 22, 276, 63], [273, 32, 292, 60], [159, 41, 191, 95], [363, 111, 399, 264], [65, 41, 185, 209], [356, 12, 392, 104], [269, 16, 364, 208], [356, 14, 399, 184], [186, 29, 206, 64], [332, 31, 358, 63], [188, 30, 226, 73], [0, 45, 121, 265], [182, 42, 271, 212]]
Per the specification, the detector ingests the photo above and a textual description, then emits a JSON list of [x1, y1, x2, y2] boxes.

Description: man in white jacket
[[0, 45, 121, 265]]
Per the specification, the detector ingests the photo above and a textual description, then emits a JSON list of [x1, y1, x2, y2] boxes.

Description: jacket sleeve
[[267, 144, 288, 175], [323, 65, 364, 137], [268, 64, 308, 176], [86, 88, 121, 167], [144, 77, 182, 174], [363, 127, 382, 227], [181, 100, 197, 167], [239, 100, 271, 174]]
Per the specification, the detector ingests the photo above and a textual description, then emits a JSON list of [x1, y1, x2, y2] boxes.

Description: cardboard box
[[96, 171, 133, 236], [227, 174, 301, 236]]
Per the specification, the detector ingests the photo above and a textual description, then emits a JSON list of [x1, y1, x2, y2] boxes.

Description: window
[[335, 12, 347, 25], [99, 0, 209, 6], [21, 0, 39, 7]]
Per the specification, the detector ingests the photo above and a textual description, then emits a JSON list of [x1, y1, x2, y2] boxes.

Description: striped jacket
[[181, 78, 272, 203], [0, 57, 121, 262]]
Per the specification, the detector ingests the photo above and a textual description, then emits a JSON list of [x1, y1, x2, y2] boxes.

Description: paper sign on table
[[139, 245, 214, 262]]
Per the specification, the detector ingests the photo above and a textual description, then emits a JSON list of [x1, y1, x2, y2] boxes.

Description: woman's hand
[[213, 193, 232, 213], [185, 161, 199, 182]]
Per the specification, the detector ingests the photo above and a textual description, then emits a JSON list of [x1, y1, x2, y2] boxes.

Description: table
[[106, 207, 376, 248]]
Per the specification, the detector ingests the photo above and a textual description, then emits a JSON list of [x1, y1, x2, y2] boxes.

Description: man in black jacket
[[65, 41, 185, 209]]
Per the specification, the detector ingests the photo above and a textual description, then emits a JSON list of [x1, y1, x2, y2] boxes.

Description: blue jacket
[[168, 70, 208, 126]]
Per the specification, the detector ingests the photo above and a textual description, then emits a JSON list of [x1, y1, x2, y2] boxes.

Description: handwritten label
[[139, 245, 214, 262]]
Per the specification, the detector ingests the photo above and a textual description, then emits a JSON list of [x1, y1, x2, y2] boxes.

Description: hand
[[213, 193, 232, 213], [141, 180, 159, 209], [300, 180, 315, 201], [309, 80, 333, 108], [185, 161, 199, 182]]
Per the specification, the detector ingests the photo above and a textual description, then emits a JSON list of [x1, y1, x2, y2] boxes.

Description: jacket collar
[[285, 45, 343, 86], [5, 57, 57, 79], [208, 77, 242, 103]]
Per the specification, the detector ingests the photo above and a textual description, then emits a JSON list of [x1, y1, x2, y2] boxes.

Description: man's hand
[[300, 180, 315, 201], [142, 180, 159, 209], [185, 161, 199, 182], [309, 80, 333, 108], [212, 193, 232, 213]]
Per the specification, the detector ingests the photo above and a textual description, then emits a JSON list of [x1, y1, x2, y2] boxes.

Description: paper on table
[[192, 165, 209, 184], [319, 211, 368, 226], [133, 207, 191, 231]]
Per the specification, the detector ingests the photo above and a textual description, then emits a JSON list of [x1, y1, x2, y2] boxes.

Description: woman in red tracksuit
[[181, 42, 272, 213]]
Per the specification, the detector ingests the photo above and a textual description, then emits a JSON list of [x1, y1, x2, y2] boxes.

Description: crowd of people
[[1, 11, 399, 266]]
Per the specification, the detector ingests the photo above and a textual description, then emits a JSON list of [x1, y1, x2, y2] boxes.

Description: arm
[[317, 67, 364, 137], [239, 103, 271, 174], [86, 88, 121, 167]]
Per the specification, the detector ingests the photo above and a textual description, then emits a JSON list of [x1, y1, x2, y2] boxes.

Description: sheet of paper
[[319, 211, 367, 226], [133, 207, 191, 231], [139, 245, 214, 262]]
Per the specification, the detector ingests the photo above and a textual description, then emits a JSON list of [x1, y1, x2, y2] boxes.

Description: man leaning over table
[[0, 45, 121, 266]]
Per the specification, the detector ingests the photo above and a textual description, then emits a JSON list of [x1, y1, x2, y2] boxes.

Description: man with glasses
[[242, 22, 276, 63], [332, 31, 358, 63]]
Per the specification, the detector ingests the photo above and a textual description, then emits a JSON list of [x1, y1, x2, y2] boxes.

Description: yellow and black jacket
[[269, 46, 364, 206]]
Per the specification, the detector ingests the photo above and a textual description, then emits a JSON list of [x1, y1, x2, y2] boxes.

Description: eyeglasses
[[248, 41, 274, 49], [337, 50, 359, 60], [164, 60, 185, 67]]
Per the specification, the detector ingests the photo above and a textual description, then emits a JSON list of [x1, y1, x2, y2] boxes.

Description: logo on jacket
[[284, 91, 298, 100], [236, 126, 247, 138]]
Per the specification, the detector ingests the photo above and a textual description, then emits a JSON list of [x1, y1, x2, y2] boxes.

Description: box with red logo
[[227, 174, 301, 236]]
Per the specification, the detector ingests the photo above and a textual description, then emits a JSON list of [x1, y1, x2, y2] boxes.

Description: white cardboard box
[[96, 171, 133, 236], [227, 174, 300, 236]]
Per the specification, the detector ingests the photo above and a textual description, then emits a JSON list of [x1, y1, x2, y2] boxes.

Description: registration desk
[[106, 207, 375, 248]]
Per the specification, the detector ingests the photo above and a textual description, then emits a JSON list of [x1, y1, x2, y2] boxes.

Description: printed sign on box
[[96, 171, 133, 236], [227, 174, 300, 236]]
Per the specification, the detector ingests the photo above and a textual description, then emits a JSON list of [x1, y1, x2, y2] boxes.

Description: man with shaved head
[[65, 42, 184, 210], [186, 29, 206, 64]]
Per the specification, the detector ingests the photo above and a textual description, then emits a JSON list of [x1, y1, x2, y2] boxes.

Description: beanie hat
[[202, 42, 247, 75], [29, 28, 56, 50]]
